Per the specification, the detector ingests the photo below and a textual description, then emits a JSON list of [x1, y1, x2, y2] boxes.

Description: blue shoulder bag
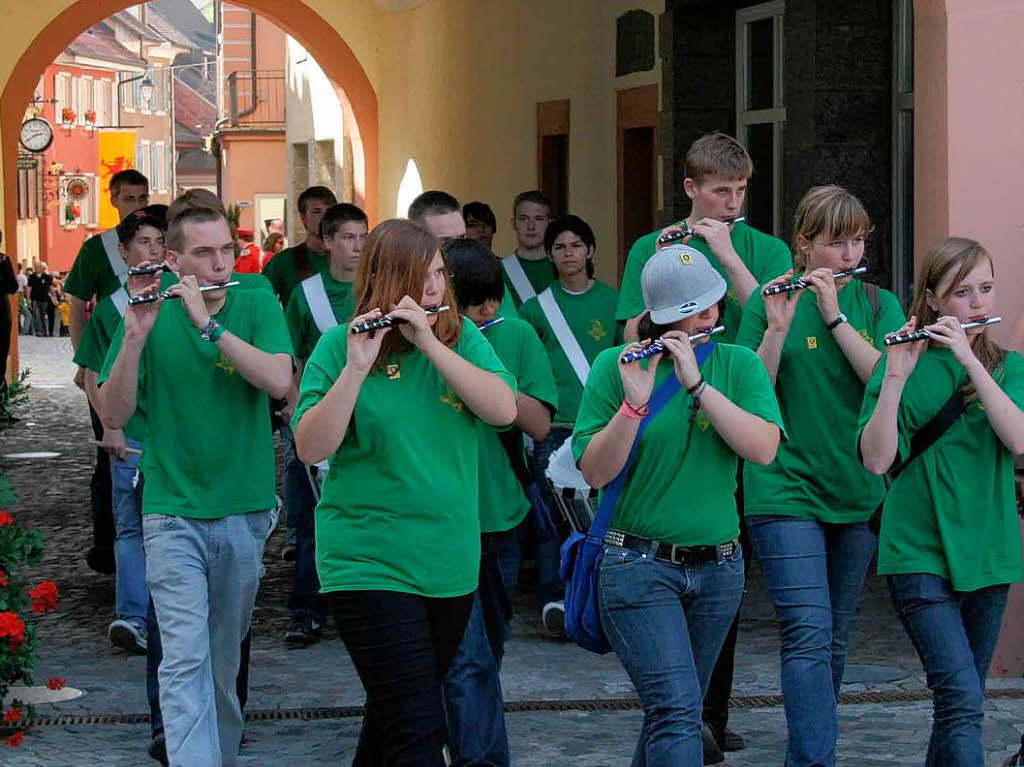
[[559, 342, 717, 654]]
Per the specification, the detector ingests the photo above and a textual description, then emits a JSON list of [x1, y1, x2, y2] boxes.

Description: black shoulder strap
[[293, 243, 313, 281], [863, 281, 881, 316], [890, 386, 968, 481], [498, 428, 534, 493]]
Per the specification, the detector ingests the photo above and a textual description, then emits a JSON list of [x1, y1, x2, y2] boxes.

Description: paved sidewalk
[[2, 336, 1024, 765]]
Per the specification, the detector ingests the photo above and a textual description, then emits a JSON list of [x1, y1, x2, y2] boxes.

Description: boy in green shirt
[[261, 185, 337, 310], [440, 237, 558, 767], [63, 168, 150, 575], [500, 190, 556, 307], [616, 132, 792, 344], [99, 206, 293, 767], [281, 202, 367, 646], [517, 214, 621, 635]]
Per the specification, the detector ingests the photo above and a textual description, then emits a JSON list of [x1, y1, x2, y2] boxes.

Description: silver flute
[[478, 317, 505, 331], [350, 305, 451, 334], [763, 266, 868, 296], [126, 281, 240, 306], [620, 325, 726, 364], [884, 316, 1001, 346], [127, 262, 172, 276], [656, 217, 745, 246]]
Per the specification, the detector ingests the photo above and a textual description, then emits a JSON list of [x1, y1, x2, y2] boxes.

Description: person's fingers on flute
[[764, 269, 795, 291]]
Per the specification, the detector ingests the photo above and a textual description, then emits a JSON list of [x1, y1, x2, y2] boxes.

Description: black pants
[[88, 402, 115, 553], [332, 589, 475, 767], [702, 461, 751, 734]]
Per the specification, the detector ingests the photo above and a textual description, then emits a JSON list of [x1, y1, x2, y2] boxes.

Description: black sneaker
[[148, 731, 168, 766], [284, 616, 322, 647], [541, 601, 566, 638], [718, 726, 745, 751], [702, 724, 725, 764], [281, 543, 297, 562]]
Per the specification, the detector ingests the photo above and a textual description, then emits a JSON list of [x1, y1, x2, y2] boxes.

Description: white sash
[[109, 285, 129, 318], [100, 229, 129, 284], [300, 273, 338, 334], [502, 254, 536, 303], [537, 287, 590, 387]]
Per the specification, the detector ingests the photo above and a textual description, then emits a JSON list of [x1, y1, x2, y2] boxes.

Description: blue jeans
[[746, 517, 876, 767], [110, 440, 148, 623], [444, 534, 515, 767], [889, 574, 1009, 767], [280, 425, 324, 621], [143, 511, 270, 767], [530, 427, 573, 607], [599, 542, 745, 766]]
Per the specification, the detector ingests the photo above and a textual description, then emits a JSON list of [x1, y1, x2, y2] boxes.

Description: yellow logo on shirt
[[441, 389, 464, 413], [588, 319, 607, 342], [695, 410, 711, 432], [806, 336, 818, 350], [214, 353, 236, 374], [859, 328, 874, 344]]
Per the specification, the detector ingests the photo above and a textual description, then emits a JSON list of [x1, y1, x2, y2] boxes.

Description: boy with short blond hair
[[616, 132, 792, 343]]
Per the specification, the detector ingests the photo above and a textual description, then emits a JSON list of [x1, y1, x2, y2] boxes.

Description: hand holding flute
[[350, 303, 450, 335], [885, 316, 1000, 349], [620, 326, 726, 364], [763, 266, 868, 295], [657, 217, 746, 247]]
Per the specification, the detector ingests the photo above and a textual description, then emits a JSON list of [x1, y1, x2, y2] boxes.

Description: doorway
[[617, 84, 658, 282]]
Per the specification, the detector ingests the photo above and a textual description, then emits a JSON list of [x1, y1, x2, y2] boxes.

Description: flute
[[620, 325, 726, 364], [478, 317, 505, 331], [883, 316, 1001, 346], [350, 305, 451, 335], [657, 217, 745, 246], [763, 266, 868, 296], [126, 281, 240, 306], [127, 262, 172, 276]]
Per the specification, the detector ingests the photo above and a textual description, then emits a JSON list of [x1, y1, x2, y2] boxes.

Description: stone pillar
[[914, 0, 1024, 676]]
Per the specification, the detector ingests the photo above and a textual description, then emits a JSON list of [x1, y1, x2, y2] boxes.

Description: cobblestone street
[[3, 335, 1024, 765]]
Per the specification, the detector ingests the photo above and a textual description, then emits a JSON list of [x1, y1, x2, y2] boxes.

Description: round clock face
[[20, 117, 54, 153]]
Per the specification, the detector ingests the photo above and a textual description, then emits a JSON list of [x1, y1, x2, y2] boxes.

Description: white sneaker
[[541, 600, 566, 638], [108, 618, 147, 654]]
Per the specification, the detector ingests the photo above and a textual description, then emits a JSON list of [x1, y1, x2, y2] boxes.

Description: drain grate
[[10, 688, 1024, 728]]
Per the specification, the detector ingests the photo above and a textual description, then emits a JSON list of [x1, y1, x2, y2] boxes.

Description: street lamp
[[140, 75, 155, 107]]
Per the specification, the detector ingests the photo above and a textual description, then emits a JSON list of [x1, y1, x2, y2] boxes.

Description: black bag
[[868, 386, 968, 536], [497, 429, 557, 541]]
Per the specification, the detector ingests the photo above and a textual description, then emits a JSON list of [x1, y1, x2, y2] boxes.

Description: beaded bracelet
[[688, 381, 708, 423]]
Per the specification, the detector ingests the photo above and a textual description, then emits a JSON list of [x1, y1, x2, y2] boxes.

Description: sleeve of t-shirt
[[871, 289, 908, 351], [63, 239, 99, 301], [855, 355, 911, 464], [513, 321, 558, 413], [734, 286, 769, 351], [260, 254, 284, 299], [73, 313, 106, 373], [458, 319, 517, 395], [292, 324, 346, 434], [728, 345, 786, 437], [615, 232, 657, 322], [752, 233, 794, 284], [999, 351, 1024, 409], [250, 289, 294, 358], [571, 346, 624, 462], [283, 290, 310, 361]]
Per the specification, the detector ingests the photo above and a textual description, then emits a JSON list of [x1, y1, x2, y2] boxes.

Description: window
[[137, 139, 151, 180], [17, 166, 42, 219], [54, 73, 73, 123], [93, 79, 114, 127], [77, 76, 93, 126], [537, 99, 570, 217], [152, 142, 167, 191], [735, 1, 786, 236], [892, 0, 914, 305]]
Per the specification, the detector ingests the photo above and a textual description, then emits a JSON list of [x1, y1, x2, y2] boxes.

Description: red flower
[[0, 612, 26, 643], [46, 677, 65, 691], [0, 570, 8, 587], [2, 707, 21, 724], [3, 730, 24, 747], [29, 581, 58, 614], [0, 511, 12, 526]]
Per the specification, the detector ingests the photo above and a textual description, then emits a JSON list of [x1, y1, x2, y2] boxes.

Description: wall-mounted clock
[[20, 117, 54, 153]]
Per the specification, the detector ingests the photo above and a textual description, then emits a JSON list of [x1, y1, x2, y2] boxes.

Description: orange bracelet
[[620, 399, 650, 420]]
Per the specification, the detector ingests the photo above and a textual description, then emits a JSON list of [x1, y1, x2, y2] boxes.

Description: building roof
[[177, 147, 217, 174], [146, 7, 200, 50], [174, 79, 217, 136], [148, 0, 216, 53], [110, 10, 164, 44], [66, 23, 147, 69]]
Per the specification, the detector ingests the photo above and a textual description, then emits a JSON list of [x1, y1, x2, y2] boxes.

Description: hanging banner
[[97, 130, 137, 229]]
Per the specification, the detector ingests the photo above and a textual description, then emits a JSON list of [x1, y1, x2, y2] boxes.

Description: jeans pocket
[[142, 513, 178, 541], [244, 510, 272, 542], [601, 545, 647, 569]]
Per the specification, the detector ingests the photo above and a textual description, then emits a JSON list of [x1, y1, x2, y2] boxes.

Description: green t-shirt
[[573, 343, 784, 546], [99, 288, 293, 518], [284, 272, 356, 361], [477, 317, 558, 533], [501, 253, 557, 307], [857, 349, 1024, 592], [735, 279, 907, 522], [615, 222, 792, 343], [64, 232, 123, 302], [293, 318, 516, 597], [261, 243, 330, 308], [73, 288, 146, 442], [497, 286, 520, 321], [518, 280, 622, 424]]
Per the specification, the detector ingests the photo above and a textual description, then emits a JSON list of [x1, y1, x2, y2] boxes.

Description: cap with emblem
[[641, 244, 727, 325]]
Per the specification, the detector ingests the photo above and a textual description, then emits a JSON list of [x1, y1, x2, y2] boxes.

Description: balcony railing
[[226, 70, 285, 129]]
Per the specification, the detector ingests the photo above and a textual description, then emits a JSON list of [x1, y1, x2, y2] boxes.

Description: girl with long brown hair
[[859, 236, 1024, 766], [293, 218, 516, 766]]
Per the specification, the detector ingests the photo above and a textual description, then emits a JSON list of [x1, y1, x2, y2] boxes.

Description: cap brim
[[647, 281, 727, 325]]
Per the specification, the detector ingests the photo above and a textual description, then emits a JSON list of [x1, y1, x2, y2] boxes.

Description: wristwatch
[[827, 312, 848, 331], [200, 316, 224, 342]]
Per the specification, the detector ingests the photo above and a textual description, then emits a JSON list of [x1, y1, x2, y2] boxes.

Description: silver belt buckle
[[605, 530, 625, 547], [669, 545, 686, 565]]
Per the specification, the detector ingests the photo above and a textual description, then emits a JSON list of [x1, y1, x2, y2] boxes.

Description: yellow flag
[[97, 130, 137, 229]]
